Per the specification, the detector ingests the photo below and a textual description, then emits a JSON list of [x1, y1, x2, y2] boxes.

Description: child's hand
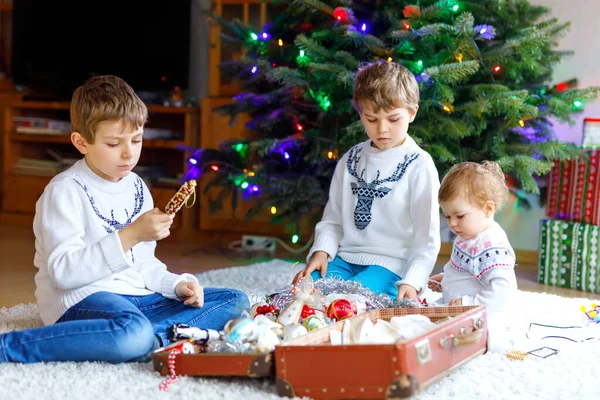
[[121, 208, 174, 249], [176, 281, 204, 308], [449, 298, 462, 306], [397, 284, 418, 300], [428, 274, 443, 292], [292, 251, 329, 284]]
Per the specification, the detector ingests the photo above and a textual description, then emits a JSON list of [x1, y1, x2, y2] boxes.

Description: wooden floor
[[0, 224, 589, 309]]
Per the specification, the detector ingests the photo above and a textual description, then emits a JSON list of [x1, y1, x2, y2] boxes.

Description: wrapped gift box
[[546, 149, 600, 226], [538, 219, 600, 294], [582, 117, 600, 149]]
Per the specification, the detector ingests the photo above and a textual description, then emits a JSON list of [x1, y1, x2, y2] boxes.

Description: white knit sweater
[[33, 159, 198, 325], [441, 222, 517, 313], [307, 136, 441, 292]]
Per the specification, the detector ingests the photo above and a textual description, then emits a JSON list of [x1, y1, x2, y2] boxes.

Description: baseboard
[[440, 242, 538, 265]]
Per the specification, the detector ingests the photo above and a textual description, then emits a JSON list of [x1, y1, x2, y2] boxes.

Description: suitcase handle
[[452, 329, 483, 347]]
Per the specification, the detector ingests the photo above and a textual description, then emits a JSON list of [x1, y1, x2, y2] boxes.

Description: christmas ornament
[[301, 305, 315, 319], [327, 299, 356, 321], [224, 318, 258, 343], [270, 278, 394, 313], [167, 323, 221, 345], [303, 314, 328, 331], [276, 275, 322, 326], [283, 324, 308, 340]]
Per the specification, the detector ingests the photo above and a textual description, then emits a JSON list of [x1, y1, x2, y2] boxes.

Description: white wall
[[188, 1, 600, 251]]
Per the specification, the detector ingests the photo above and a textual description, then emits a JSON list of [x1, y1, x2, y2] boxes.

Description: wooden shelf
[[2, 101, 200, 231], [6, 101, 199, 114], [9, 133, 185, 149]]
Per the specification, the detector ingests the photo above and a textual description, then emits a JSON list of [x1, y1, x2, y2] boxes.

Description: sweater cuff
[[100, 231, 132, 273], [396, 266, 429, 295], [161, 273, 183, 300], [461, 295, 475, 306], [162, 273, 199, 300], [307, 235, 339, 263]]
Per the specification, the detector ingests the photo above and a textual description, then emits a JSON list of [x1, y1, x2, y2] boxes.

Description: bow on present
[[277, 275, 323, 326]]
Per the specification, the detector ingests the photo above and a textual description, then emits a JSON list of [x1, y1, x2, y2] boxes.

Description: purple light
[[251, 66, 258, 74], [284, 152, 290, 159], [361, 23, 367, 32], [189, 158, 197, 165], [261, 32, 269, 40], [251, 185, 259, 192], [474, 24, 496, 40]]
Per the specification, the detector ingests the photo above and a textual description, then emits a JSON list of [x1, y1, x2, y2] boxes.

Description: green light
[[540, 89, 546, 95], [234, 143, 244, 152], [299, 50, 305, 57], [250, 33, 258, 41], [452, 5, 459, 12], [233, 175, 244, 186], [241, 182, 249, 189], [573, 99, 584, 111], [291, 234, 299, 244]]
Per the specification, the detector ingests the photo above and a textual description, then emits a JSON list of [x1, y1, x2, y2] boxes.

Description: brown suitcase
[[152, 343, 274, 378], [275, 306, 487, 399]]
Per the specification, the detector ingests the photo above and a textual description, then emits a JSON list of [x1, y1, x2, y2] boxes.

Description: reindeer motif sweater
[[307, 136, 441, 292], [33, 159, 198, 325]]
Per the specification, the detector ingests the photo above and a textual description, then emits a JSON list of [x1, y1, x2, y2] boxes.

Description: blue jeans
[[310, 256, 401, 298], [0, 288, 249, 364]]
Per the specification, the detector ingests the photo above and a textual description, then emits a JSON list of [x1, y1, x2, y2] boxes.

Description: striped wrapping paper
[[538, 219, 600, 294], [546, 149, 600, 226]]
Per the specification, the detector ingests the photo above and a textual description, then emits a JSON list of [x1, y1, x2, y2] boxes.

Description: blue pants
[[0, 288, 249, 364], [310, 256, 401, 298]]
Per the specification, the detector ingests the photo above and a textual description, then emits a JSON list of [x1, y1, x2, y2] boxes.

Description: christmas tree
[[186, 0, 599, 237]]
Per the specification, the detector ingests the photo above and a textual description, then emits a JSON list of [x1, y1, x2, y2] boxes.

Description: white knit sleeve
[[133, 184, 199, 298], [397, 157, 441, 293], [461, 276, 516, 313], [306, 155, 346, 262], [35, 182, 131, 291]]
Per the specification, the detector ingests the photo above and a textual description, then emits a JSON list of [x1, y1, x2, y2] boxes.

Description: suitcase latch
[[415, 339, 432, 364]]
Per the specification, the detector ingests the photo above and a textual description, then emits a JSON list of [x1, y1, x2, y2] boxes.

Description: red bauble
[[327, 299, 356, 321], [300, 305, 315, 319], [333, 7, 349, 23]]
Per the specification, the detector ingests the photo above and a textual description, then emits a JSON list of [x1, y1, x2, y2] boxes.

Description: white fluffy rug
[[1, 259, 600, 400]]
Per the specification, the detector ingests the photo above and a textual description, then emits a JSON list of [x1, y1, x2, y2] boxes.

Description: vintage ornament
[[283, 324, 308, 340], [223, 318, 258, 344], [277, 275, 322, 326], [327, 299, 357, 321], [163, 340, 195, 354], [167, 323, 220, 344], [250, 302, 267, 318], [303, 314, 328, 331], [300, 305, 315, 319]]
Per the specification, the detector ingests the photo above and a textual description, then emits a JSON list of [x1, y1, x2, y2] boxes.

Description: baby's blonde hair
[[352, 61, 419, 113], [439, 161, 509, 210]]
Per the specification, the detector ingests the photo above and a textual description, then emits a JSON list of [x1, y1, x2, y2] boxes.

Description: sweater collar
[[74, 158, 135, 194], [362, 135, 418, 158]]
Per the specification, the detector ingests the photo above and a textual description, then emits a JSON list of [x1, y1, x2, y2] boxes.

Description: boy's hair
[[352, 61, 419, 113], [439, 161, 509, 210], [70, 75, 148, 143]]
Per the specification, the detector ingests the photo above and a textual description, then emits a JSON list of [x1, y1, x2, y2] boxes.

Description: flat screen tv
[[12, 0, 191, 100]]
